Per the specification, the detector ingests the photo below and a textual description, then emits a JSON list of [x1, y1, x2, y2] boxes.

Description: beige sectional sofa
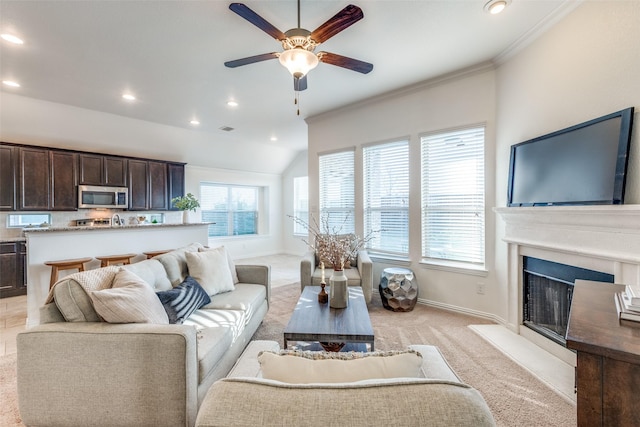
[[16, 243, 270, 427], [196, 341, 496, 426]]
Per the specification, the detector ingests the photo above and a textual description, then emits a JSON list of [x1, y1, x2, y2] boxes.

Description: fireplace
[[495, 205, 640, 364], [522, 256, 613, 346]]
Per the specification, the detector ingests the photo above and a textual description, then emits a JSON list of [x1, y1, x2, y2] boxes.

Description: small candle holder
[[318, 281, 328, 304]]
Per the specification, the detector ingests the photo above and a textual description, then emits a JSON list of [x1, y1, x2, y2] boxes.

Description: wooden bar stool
[[143, 249, 171, 259], [45, 257, 93, 290], [96, 253, 137, 267]]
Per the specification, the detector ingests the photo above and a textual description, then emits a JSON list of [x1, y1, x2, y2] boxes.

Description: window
[[200, 183, 259, 237], [421, 126, 485, 265], [363, 140, 409, 255], [293, 176, 309, 235], [7, 213, 51, 228], [319, 150, 355, 233]]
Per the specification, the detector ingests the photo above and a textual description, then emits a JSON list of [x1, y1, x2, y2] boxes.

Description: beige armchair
[[300, 249, 373, 303]]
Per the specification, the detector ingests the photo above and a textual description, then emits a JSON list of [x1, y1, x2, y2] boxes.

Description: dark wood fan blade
[[229, 3, 286, 41], [318, 52, 373, 74], [224, 52, 279, 68], [310, 4, 364, 44], [294, 75, 308, 91]]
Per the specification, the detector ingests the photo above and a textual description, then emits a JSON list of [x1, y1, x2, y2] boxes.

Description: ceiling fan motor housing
[[282, 28, 317, 51]]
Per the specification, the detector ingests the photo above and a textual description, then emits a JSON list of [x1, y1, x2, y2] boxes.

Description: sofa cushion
[[53, 279, 101, 322], [311, 267, 361, 286], [155, 242, 204, 286], [202, 284, 266, 317], [186, 247, 235, 296], [122, 259, 172, 291], [199, 245, 239, 284], [89, 269, 169, 324], [51, 266, 120, 322], [156, 276, 211, 324], [182, 310, 239, 383], [258, 350, 423, 384]]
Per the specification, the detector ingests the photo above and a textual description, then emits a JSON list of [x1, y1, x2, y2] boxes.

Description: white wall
[[494, 1, 640, 321], [281, 150, 309, 255], [0, 93, 298, 175], [306, 66, 499, 318]]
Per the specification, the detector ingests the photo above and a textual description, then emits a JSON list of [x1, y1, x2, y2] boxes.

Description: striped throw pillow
[[156, 276, 211, 324]]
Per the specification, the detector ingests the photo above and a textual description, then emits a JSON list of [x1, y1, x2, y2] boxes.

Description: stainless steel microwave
[[78, 185, 128, 209]]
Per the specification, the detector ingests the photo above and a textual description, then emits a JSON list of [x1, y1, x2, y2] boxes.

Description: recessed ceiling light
[[270, 137, 278, 142], [122, 93, 136, 101], [1, 34, 24, 44], [2, 80, 20, 87], [484, 0, 510, 14], [227, 100, 238, 107], [190, 120, 200, 125]]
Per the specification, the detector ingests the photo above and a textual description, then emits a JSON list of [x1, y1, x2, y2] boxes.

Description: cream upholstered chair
[[300, 234, 373, 303]]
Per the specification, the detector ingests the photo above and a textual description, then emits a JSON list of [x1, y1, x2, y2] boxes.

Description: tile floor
[[0, 295, 26, 356]]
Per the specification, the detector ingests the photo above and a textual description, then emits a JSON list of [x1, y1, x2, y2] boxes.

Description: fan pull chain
[[295, 90, 300, 116]]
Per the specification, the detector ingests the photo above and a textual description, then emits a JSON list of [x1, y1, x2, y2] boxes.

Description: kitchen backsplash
[[0, 209, 185, 239]]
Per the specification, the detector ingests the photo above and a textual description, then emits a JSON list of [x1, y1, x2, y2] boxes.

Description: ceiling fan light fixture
[[484, 0, 510, 14], [278, 48, 318, 78]]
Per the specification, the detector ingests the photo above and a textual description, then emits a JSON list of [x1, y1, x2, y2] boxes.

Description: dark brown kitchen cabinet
[[50, 151, 77, 210], [167, 163, 185, 210], [149, 161, 168, 210], [0, 242, 27, 298], [0, 145, 17, 210], [79, 154, 127, 187], [128, 159, 148, 210], [17, 147, 77, 211], [18, 146, 50, 210]]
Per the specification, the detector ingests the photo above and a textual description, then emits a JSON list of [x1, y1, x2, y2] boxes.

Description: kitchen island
[[24, 222, 209, 327]]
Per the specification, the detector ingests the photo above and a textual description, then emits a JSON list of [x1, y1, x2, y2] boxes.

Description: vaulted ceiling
[[1, 0, 573, 171]]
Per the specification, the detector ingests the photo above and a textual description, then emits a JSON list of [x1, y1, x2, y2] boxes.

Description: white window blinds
[[293, 176, 309, 235], [319, 150, 355, 233], [200, 183, 259, 237], [421, 126, 485, 264], [363, 140, 409, 255]]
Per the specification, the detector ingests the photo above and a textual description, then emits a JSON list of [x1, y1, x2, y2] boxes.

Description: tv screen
[[508, 107, 634, 206]]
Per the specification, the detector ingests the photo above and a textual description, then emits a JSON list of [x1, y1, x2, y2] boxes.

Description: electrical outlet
[[476, 282, 485, 295]]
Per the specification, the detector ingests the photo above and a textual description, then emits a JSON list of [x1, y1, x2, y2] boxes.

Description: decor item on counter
[[137, 216, 147, 224], [172, 193, 200, 223]]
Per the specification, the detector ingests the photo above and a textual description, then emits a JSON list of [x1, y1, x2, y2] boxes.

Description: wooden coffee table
[[283, 286, 375, 351]]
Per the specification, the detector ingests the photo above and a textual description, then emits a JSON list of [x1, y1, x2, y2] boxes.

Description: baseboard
[[417, 298, 507, 326]]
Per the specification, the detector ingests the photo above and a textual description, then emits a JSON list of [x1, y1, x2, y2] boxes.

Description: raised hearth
[[495, 205, 640, 364]]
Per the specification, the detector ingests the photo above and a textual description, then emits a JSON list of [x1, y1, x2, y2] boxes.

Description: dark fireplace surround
[[522, 256, 613, 346]]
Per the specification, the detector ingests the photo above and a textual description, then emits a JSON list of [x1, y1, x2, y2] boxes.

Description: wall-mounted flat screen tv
[[508, 107, 634, 206]]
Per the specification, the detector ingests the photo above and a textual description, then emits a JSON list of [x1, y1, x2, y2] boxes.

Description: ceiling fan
[[224, 1, 373, 92]]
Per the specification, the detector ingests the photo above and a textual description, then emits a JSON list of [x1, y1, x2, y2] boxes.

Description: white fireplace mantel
[[494, 205, 640, 363]]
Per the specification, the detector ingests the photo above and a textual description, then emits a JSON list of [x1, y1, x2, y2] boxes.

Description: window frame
[[420, 124, 486, 268], [318, 149, 355, 234], [199, 183, 261, 238], [363, 139, 410, 257], [293, 176, 309, 236]]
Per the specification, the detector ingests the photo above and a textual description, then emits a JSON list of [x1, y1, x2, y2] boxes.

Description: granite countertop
[[22, 222, 209, 233], [0, 236, 27, 243]]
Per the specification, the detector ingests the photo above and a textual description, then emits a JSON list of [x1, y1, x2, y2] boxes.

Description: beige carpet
[[254, 283, 577, 427], [0, 274, 577, 426]]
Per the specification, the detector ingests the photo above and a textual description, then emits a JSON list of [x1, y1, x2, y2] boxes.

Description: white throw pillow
[[258, 350, 423, 384], [89, 269, 169, 324], [186, 247, 235, 296], [199, 245, 239, 284]]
